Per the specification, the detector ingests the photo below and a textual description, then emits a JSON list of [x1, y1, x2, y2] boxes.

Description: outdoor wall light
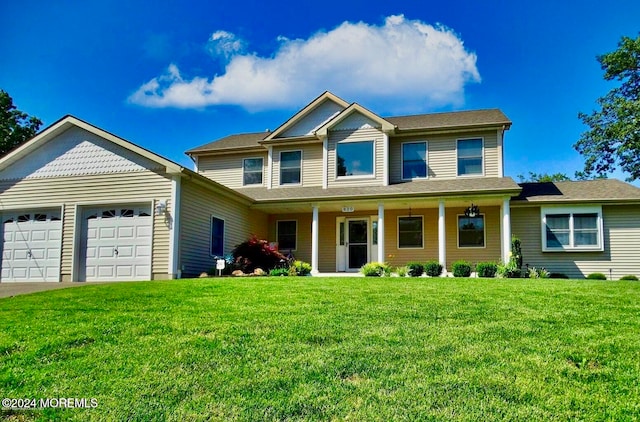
[[464, 203, 480, 218], [155, 200, 167, 216]]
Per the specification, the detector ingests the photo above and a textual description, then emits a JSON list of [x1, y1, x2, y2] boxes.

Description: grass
[[1, 277, 640, 421]]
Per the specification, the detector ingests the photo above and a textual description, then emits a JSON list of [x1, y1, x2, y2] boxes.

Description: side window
[[211, 216, 225, 256]]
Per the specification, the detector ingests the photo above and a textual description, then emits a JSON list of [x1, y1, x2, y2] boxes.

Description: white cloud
[[128, 15, 481, 112]]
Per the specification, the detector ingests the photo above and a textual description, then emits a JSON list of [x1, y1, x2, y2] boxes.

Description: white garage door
[[1, 210, 62, 282], [82, 206, 152, 281]]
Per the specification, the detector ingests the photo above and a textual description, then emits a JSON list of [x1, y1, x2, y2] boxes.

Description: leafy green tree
[[0, 89, 42, 156], [574, 34, 640, 181], [517, 172, 571, 183]]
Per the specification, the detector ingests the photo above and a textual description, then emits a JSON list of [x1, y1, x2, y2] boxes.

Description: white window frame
[[279, 150, 302, 186], [276, 220, 298, 251], [541, 206, 604, 252], [335, 139, 376, 180], [210, 215, 225, 257], [457, 214, 486, 249], [456, 138, 484, 177], [401, 141, 428, 181], [242, 157, 264, 186], [397, 215, 424, 249]]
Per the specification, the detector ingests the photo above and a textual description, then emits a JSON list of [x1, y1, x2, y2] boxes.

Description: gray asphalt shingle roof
[[513, 179, 640, 203]]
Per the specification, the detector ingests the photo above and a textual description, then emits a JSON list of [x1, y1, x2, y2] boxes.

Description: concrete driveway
[[0, 282, 92, 298]]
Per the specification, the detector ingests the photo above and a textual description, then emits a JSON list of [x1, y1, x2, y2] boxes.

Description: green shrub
[[424, 260, 443, 277], [269, 268, 289, 277], [475, 262, 498, 278], [406, 262, 424, 277], [511, 235, 523, 269], [395, 266, 408, 277], [620, 274, 639, 281], [587, 272, 607, 280], [360, 262, 391, 277], [452, 260, 472, 277], [528, 267, 550, 279], [549, 272, 569, 279], [289, 260, 312, 276], [497, 260, 522, 278]]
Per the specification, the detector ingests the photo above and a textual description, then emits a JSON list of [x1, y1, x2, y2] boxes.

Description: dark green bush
[[406, 262, 424, 277], [476, 262, 498, 278], [549, 272, 569, 279], [586, 272, 607, 280], [269, 268, 289, 277], [620, 274, 638, 281], [452, 260, 472, 277], [424, 260, 443, 277]]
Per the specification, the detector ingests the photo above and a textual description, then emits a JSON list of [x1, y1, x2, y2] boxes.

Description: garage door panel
[[31, 230, 47, 241], [30, 249, 46, 259], [49, 230, 61, 241], [83, 205, 152, 281]]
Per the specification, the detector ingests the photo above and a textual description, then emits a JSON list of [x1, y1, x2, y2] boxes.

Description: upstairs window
[[280, 151, 301, 185], [243, 158, 263, 186], [402, 141, 427, 180], [457, 138, 483, 176], [211, 216, 225, 256], [542, 207, 603, 251], [336, 141, 374, 177]]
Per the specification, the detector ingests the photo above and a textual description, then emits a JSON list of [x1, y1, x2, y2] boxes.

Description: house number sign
[[342, 207, 354, 213]]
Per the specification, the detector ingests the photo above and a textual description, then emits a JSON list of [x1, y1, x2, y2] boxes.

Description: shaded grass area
[[1, 278, 640, 420]]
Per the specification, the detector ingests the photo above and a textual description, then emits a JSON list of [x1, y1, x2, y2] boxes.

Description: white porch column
[[438, 200, 446, 268], [377, 203, 385, 262], [311, 205, 319, 274], [168, 175, 182, 279], [502, 197, 511, 263]]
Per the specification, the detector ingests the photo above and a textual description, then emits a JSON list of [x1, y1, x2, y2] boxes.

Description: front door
[[347, 219, 368, 270]]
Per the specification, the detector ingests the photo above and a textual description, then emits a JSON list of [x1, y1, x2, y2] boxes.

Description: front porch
[[260, 196, 513, 274]]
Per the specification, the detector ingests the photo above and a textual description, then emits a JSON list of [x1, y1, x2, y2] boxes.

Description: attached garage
[[79, 205, 152, 281], [1, 209, 62, 281]]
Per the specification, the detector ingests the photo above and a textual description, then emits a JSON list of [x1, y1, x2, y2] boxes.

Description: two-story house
[[0, 91, 639, 282]]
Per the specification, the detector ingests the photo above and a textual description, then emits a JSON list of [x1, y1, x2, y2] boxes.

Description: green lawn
[[1, 277, 640, 421]]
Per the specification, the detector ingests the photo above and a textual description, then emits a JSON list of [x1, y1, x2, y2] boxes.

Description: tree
[[574, 34, 640, 181], [517, 172, 571, 183], [0, 89, 42, 156]]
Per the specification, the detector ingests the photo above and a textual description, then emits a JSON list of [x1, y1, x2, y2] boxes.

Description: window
[[372, 220, 378, 245], [402, 141, 427, 180], [211, 216, 225, 256], [280, 151, 301, 185], [336, 141, 374, 177], [277, 220, 297, 250], [457, 138, 483, 176], [243, 158, 263, 186], [542, 207, 602, 251], [398, 216, 423, 248], [458, 215, 485, 248]]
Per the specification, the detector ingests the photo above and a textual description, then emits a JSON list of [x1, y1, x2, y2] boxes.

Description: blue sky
[[1, 1, 639, 183]]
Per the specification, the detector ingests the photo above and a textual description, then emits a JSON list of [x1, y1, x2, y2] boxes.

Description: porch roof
[[512, 179, 640, 203], [237, 177, 521, 203]]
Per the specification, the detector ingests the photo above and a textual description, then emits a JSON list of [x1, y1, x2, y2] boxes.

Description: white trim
[[497, 129, 504, 177], [397, 215, 424, 249], [242, 156, 264, 186], [209, 215, 225, 257], [336, 216, 346, 271], [400, 140, 428, 181], [267, 146, 273, 189], [276, 219, 298, 252], [438, 200, 446, 267], [279, 149, 303, 186], [540, 205, 604, 252], [335, 139, 375, 180], [457, 213, 487, 249], [501, 197, 511, 263], [168, 176, 181, 278], [377, 204, 385, 262], [311, 206, 319, 274], [456, 137, 485, 177], [194, 156, 199, 173]]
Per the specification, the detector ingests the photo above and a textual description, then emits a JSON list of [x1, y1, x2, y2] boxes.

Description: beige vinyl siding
[[512, 205, 640, 279], [445, 205, 502, 268], [197, 152, 267, 189], [271, 144, 323, 187], [179, 180, 267, 276], [0, 171, 172, 280], [328, 128, 384, 187], [389, 130, 499, 183]]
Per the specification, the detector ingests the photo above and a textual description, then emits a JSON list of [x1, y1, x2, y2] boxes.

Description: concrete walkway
[[0, 282, 91, 298]]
